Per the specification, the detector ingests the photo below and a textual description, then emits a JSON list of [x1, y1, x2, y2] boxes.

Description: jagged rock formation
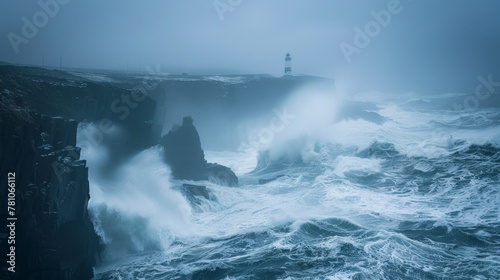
[[160, 116, 238, 187], [207, 163, 238, 187], [181, 184, 210, 200], [160, 116, 207, 181], [0, 93, 100, 280], [173, 184, 216, 208]]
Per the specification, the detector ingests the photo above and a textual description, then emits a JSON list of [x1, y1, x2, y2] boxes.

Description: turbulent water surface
[[84, 91, 500, 279]]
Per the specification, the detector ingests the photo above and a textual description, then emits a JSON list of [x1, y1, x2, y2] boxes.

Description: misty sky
[[1, 0, 500, 92]]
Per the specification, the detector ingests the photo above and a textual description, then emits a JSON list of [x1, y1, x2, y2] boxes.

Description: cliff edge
[[0, 93, 100, 280]]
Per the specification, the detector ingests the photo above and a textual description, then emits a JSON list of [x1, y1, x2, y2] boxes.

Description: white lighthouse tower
[[284, 53, 292, 76]]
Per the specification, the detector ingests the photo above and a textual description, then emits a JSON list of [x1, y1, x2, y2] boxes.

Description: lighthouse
[[284, 53, 292, 76]]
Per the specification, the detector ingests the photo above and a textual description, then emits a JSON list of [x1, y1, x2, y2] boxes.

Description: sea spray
[[78, 125, 194, 259], [88, 92, 500, 278]]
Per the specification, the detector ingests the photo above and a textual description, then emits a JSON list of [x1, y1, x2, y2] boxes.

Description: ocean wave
[[88, 97, 500, 279]]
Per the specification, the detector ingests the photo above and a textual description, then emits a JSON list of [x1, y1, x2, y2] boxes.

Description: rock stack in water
[[160, 116, 238, 187], [0, 93, 100, 280]]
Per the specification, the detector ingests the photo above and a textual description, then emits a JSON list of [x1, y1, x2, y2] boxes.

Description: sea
[[82, 88, 500, 279]]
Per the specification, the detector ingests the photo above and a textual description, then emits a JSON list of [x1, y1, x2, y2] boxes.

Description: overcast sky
[[1, 0, 500, 92]]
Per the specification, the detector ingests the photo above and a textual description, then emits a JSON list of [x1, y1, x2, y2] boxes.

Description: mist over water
[[77, 82, 500, 279]]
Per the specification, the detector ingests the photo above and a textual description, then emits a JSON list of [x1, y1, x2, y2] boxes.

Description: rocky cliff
[[149, 75, 335, 150], [0, 65, 158, 170], [0, 93, 100, 280]]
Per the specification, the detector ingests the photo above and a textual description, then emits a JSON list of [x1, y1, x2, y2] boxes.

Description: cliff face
[[150, 75, 335, 150], [0, 93, 100, 280], [0, 65, 158, 170], [160, 116, 238, 187]]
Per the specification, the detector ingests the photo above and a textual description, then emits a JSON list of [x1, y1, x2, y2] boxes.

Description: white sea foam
[[89, 92, 500, 278]]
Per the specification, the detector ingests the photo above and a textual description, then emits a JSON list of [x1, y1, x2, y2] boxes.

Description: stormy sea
[[81, 76, 500, 279]]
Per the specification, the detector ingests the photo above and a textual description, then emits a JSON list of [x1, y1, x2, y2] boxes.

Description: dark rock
[[182, 184, 210, 200], [160, 116, 207, 181], [174, 184, 212, 207], [0, 93, 100, 280], [160, 116, 238, 187], [207, 163, 238, 187]]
